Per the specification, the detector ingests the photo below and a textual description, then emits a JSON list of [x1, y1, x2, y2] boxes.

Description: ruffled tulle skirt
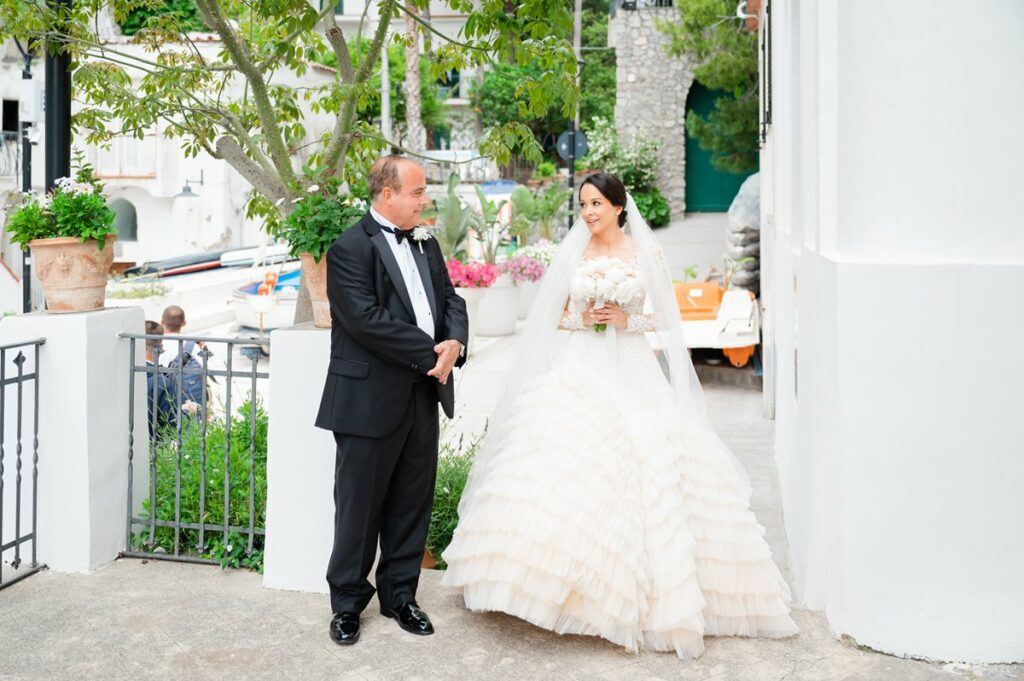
[[441, 330, 798, 658]]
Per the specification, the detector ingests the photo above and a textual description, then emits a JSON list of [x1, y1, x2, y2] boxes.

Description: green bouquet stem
[[592, 323, 607, 333]]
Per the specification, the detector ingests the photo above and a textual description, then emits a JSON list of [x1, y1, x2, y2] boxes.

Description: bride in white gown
[[441, 173, 798, 659]]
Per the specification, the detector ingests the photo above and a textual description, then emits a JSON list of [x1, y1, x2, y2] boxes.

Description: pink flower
[[500, 254, 547, 283], [447, 259, 499, 288]]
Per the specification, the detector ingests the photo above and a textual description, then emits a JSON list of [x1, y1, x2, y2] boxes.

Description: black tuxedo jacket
[[315, 212, 469, 438]]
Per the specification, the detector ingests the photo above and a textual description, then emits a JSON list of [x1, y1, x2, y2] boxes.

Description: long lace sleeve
[[626, 313, 654, 334], [559, 310, 585, 331]]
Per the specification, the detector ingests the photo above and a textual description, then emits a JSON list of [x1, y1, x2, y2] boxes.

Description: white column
[[0, 307, 146, 573], [263, 323, 334, 593], [767, 0, 1024, 664]]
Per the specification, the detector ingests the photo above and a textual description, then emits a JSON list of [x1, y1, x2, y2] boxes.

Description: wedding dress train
[[441, 253, 798, 659]]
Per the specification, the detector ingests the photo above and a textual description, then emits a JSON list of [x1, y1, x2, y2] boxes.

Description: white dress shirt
[[370, 207, 436, 339]]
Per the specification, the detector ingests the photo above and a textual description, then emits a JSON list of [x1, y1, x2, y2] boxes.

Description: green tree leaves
[[658, 0, 759, 173]]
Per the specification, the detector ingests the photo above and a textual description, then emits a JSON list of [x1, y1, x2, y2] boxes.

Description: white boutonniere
[[411, 226, 431, 253]]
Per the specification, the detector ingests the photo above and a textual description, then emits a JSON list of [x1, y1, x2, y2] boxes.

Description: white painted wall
[[763, 0, 1024, 664], [0, 307, 147, 573], [263, 323, 335, 593]]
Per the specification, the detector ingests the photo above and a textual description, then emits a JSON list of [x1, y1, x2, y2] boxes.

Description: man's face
[[380, 163, 429, 230]]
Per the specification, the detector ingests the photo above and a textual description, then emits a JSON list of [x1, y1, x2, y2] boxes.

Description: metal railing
[[620, 0, 673, 9], [0, 338, 45, 590], [0, 131, 20, 178], [120, 333, 270, 566]]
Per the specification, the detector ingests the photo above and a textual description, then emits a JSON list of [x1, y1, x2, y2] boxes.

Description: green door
[[684, 81, 756, 212]]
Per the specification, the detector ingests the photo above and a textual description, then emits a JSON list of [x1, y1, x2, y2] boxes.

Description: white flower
[[274, 197, 285, 207], [291, 197, 302, 204], [306, 184, 320, 193], [411, 226, 431, 253], [584, 258, 608, 277], [604, 266, 627, 285]]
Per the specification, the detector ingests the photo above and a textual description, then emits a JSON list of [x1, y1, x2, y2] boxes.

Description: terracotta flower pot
[[29, 235, 115, 313], [299, 252, 331, 329]]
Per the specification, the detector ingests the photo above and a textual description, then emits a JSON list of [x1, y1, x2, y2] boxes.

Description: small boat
[[220, 244, 295, 268], [231, 269, 301, 331], [124, 249, 234, 277]]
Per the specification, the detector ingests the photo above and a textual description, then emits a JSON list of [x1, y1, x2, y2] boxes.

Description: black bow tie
[[381, 225, 412, 244]]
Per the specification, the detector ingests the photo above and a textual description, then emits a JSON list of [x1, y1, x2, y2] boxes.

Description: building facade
[[759, 0, 1023, 663]]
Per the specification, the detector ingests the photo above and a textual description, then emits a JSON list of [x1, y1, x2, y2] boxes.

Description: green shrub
[[134, 396, 484, 574], [426, 430, 483, 569], [132, 397, 268, 572], [633, 188, 671, 228]]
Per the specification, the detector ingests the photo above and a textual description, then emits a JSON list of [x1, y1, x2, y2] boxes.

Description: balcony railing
[[620, 0, 673, 10], [0, 132, 19, 178]]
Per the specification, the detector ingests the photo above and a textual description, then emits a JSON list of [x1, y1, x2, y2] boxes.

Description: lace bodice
[[561, 255, 653, 333]]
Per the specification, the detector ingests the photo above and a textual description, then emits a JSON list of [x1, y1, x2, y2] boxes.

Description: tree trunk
[[404, 5, 426, 152]]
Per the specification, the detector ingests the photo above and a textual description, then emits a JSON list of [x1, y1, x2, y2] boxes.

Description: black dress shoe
[[329, 611, 360, 645], [381, 601, 434, 636]]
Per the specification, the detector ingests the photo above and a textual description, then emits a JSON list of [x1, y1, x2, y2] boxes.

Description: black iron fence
[[0, 338, 45, 590], [0, 131, 19, 177], [120, 333, 270, 568]]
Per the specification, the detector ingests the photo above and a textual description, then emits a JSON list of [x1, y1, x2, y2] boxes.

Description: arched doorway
[[110, 199, 138, 241], [684, 81, 756, 212]]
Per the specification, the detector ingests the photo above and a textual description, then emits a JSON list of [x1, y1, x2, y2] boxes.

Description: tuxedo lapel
[[369, 231, 416, 320], [410, 243, 438, 323]]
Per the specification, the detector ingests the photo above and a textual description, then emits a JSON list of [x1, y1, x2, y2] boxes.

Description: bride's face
[[579, 184, 623, 237]]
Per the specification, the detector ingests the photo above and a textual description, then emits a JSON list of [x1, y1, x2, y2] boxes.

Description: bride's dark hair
[[580, 172, 628, 228]]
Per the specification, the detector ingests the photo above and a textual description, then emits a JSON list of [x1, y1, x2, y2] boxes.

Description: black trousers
[[326, 379, 439, 614]]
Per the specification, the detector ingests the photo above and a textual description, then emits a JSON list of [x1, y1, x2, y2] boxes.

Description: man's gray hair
[[368, 155, 412, 201]]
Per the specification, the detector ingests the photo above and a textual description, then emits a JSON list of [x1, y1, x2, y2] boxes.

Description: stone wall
[[608, 7, 694, 217]]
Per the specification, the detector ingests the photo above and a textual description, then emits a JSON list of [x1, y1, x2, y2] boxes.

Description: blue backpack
[[167, 340, 206, 406]]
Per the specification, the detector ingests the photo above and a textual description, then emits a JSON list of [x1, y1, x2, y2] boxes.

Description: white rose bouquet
[[569, 257, 644, 332]]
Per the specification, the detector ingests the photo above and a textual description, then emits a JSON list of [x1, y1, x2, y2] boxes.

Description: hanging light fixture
[[174, 169, 204, 198]]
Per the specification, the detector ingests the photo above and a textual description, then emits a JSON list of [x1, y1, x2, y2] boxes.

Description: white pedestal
[[0, 307, 146, 573], [263, 323, 335, 593], [476, 276, 517, 337]]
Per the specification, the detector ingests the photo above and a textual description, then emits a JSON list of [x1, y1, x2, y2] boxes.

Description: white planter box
[[476, 274, 517, 337]]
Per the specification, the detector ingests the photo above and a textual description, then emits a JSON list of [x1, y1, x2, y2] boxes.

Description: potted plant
[[429, 173, 473, 261], [446, 258, 499, 354], [5, 161, 117, 313], [504, 240, 557, 319], [532, 161, 557, 187], [534, 183, 572, 242], [470, 187, 517, 337], [277, 175, 367, 328], [508, 185, 537, 249]]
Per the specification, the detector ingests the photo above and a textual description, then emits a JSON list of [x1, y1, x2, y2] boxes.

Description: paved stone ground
[[3, 218, 1021, 679], [2, 380, 1021, 680]]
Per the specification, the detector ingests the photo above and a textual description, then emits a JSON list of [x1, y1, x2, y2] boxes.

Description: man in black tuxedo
[[315, 156, 469, 646]]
